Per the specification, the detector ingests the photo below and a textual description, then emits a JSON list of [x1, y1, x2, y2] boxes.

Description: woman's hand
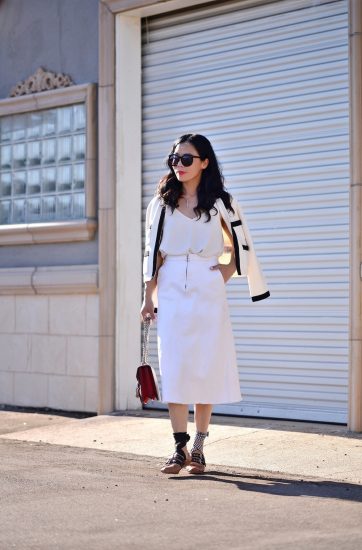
[[210, 258, 236, 283], [141, 274, 158, 322], [140, 297, 156, 322]]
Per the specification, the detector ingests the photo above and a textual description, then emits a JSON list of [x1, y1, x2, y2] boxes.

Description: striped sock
[[191, 431, 209, 453]]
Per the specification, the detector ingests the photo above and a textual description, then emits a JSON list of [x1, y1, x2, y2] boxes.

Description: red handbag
[[136, 317, 160, 405]]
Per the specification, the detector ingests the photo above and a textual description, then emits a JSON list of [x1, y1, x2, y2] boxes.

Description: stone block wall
[[0, 294, 99, 412]]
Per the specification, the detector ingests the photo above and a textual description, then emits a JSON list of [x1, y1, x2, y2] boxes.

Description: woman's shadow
[[169, 469, 362, 503]]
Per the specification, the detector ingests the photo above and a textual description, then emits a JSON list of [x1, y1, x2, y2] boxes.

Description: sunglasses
[[168, 153, 201, 168]]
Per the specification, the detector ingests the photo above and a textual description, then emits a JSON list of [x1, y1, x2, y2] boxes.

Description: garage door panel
[[143, 119, 349, 148], [143, 69, 348, 110], [241, 363, 348, 376], [143, 4, 346, 56], [144, 105, 349, 136], [143, 44, 347, 88], [144, 71, 349, 106]]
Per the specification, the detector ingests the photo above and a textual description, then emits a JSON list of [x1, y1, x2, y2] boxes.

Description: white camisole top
[[159, 205, 225, 259]]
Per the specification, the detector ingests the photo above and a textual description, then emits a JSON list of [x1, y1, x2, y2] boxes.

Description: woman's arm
[[140, 251, 163, 320]]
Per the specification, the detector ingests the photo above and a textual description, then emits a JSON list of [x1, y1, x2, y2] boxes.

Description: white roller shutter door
[[141, 0, 350, 422]]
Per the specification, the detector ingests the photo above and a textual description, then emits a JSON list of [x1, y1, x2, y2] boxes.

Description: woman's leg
[[161, 403, 190, 474], [188, 403, 213, 474], [194, 403, 213, 432], [168, 403, 189, 432]]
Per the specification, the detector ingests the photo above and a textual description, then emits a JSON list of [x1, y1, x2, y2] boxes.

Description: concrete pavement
[[1, 408, 362, 484], [1, 438, 362, 550]]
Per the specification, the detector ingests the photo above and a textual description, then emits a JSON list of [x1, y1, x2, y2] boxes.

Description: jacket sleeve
[[232, 197, 270, 302], [142, 198, 154, 283]]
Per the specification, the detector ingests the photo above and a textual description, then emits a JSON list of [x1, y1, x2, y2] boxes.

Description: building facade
[[0, 0, 361, 431]]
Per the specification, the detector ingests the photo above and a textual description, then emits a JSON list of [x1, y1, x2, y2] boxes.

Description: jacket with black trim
[[143, 194, 270, 303]]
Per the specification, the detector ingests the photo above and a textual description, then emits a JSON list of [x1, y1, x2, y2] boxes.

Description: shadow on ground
[[170, 470, 362, 503]]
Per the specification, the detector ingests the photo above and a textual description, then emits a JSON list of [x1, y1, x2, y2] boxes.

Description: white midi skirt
[[156, 253, 242, 404]]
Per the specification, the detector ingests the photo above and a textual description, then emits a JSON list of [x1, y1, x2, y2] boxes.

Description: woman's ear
[[201, 158, 209, 170]]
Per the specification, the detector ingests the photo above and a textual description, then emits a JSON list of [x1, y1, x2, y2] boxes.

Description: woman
[[140, 134, 270, 475]]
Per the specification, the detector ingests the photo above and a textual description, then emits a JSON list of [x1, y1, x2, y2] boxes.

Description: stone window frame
[[0, 83, 97, 245]]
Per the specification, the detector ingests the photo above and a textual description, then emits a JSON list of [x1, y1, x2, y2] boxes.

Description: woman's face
[[171, 142, 209, 185]]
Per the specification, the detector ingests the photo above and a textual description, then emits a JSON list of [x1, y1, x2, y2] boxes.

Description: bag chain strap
[[141, 317, 151, 365]]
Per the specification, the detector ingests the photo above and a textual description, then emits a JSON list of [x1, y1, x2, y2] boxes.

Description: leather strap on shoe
[[165, 450, 186, 467], [190, 450, 206, 467]]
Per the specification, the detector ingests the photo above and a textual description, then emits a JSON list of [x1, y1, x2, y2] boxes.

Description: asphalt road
[[1, 439, 361, 550]]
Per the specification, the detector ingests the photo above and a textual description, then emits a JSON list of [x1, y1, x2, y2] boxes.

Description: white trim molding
[[115, 14, 142, 410], [349, 0, 362, 432], [0, 264, 98, 295], [0, 218, 97, 245]]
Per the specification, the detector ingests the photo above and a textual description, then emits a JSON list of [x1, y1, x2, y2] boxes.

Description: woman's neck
[[181, 182, 199, 197]]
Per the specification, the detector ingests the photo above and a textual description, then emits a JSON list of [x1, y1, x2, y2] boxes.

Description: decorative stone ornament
[[8, 67, 74, 97]]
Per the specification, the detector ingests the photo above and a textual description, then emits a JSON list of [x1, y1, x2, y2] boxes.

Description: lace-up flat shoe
[[161, 448, 191, 474]]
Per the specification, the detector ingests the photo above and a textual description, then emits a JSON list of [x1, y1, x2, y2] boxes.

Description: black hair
[[156, 133, 235, 222]]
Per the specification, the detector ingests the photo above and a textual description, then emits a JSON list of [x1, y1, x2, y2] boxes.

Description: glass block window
[[0, 104, 86, 224]]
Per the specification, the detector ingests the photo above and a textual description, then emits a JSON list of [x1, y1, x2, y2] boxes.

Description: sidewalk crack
[[206, 430, 261, 447]]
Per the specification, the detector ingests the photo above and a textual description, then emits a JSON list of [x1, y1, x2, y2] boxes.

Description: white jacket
[[143, 195, 270, 302]]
